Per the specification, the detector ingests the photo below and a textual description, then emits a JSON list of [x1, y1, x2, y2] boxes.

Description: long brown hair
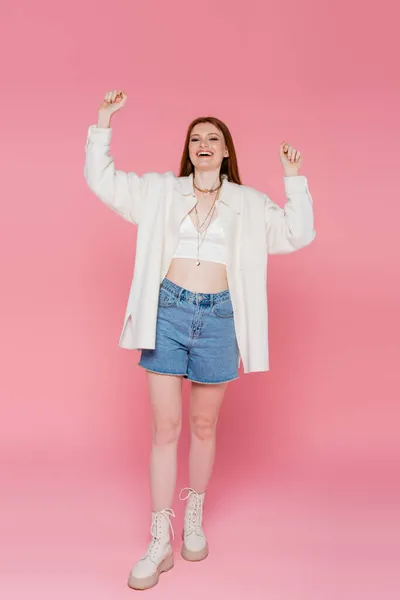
[[178, 116, 242, 185]]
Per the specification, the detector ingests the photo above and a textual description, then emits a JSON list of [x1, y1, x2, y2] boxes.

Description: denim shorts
[[138, 278, 239, 384]]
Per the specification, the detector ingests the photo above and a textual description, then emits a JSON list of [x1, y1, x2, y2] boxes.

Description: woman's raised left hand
[[280, 141, 303, 175]]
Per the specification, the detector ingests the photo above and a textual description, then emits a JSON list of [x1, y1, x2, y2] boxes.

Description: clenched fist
[[97, 90, 127, 127], [279, 141, 303, 175]]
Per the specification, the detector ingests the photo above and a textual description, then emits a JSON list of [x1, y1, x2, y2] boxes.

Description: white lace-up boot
[[127, 508, 175, 590], [179, 487, 209, 561]]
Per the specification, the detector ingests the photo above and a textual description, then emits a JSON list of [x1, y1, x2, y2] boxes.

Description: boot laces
[[145, 508, 175, 561], [179, 487, 203, 534]]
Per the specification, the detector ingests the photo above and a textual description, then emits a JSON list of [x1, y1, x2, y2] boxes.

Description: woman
[[84, 89, 316, 591]]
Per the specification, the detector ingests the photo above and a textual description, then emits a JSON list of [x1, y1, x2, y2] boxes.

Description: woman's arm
[[84, 124, 150, 225], [264, 175, 316, 254]]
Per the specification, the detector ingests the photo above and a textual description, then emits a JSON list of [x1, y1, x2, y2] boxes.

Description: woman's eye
[[190, 137, 219, 142]]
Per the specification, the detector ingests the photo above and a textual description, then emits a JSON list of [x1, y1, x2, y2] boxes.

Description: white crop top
[[172, 211, 227, 265]]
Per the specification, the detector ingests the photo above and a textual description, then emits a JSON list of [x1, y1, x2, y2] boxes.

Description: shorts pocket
[[213, 298, 234, 318], [158, 288, 178, 308]]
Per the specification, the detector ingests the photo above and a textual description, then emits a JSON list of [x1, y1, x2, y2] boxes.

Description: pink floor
[[3, 463, 398, 600]]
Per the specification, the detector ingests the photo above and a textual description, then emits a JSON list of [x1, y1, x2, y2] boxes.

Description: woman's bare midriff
[[165, 258, 228, 294]]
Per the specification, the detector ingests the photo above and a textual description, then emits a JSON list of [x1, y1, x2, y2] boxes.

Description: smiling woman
[[84, 90, 316, 591]]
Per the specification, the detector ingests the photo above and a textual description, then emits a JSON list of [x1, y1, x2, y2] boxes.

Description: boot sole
[[127, 552, 174, 590], [181, 533, 209, 562]]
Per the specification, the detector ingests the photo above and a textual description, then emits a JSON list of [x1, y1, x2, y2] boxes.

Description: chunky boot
[[179, 487, 209, 561], [127, 508, 175, 590]]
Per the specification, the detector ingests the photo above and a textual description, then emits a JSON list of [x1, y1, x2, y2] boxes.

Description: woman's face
[[188, 122, 229, 172]]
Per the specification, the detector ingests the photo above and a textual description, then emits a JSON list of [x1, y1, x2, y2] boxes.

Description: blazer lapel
[[216, 178, 242, 267], [162, 175, 196, 277], [171, 173, 197, 226]]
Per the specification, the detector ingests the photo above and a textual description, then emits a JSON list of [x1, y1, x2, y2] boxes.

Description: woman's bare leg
[[188, 381, 228, 493], [147, 372, 183, 511]]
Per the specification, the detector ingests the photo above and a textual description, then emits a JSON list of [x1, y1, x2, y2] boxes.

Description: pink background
[[1, 0, 399, 598]]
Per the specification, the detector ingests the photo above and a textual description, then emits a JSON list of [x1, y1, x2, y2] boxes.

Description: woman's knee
[[152, 416, 182, 446], [190, 414, 218, 441]]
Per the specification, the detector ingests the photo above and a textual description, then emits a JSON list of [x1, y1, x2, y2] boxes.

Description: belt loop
[[210, 293, 214, 308], [178, 287, 183, 302]]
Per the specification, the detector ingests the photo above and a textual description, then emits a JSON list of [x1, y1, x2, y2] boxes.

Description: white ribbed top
[[172, 212, 226, 265]]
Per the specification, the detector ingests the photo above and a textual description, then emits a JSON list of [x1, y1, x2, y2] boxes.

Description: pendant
[[196, 260, 200, 266]]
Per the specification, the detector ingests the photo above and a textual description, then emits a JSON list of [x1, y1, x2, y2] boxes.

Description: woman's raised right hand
[[98, 89, 127, 118]]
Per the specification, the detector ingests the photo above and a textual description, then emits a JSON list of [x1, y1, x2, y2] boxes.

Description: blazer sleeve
[[84, 124, 156, 225], [264, 175, 316, 254]]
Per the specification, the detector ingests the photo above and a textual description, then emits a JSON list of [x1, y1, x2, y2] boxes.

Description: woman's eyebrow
[[190, 132, 221, 137]]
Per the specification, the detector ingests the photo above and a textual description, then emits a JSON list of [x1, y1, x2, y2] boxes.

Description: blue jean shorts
[[138, 278, 239, 384]]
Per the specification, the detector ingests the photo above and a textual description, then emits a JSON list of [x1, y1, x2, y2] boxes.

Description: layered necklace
[[192, 177, 222, 266]]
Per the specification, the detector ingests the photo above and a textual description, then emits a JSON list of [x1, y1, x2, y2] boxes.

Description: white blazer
[[84, 124, 316, 373]]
